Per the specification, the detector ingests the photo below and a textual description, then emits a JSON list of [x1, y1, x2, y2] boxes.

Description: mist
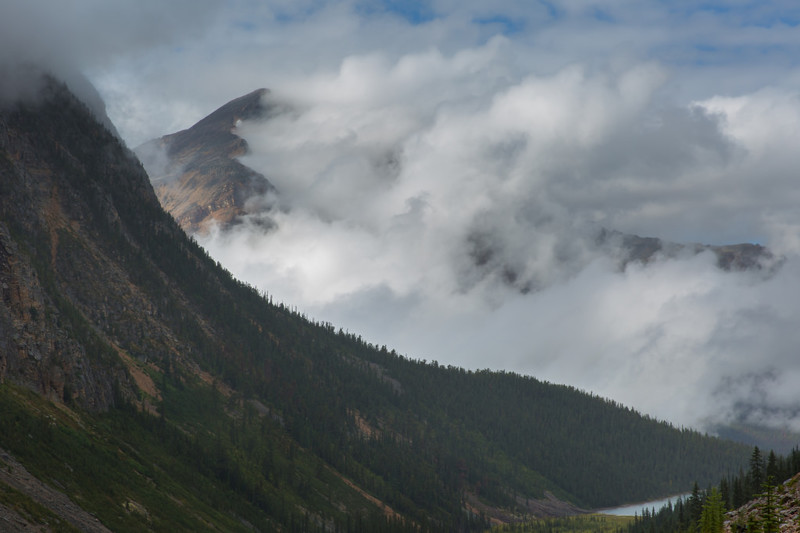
[[0, 0, 224, 138], [197, 45, 800, 434]]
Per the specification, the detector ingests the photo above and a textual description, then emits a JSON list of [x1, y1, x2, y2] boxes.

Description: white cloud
[[196, 43, 800, 433], [0, 0, 222, 73], [8, 0, 800, 433]]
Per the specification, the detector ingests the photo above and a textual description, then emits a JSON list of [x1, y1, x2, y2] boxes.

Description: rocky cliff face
[[0, 76, 222, 410], [136, 88, 277, 233]]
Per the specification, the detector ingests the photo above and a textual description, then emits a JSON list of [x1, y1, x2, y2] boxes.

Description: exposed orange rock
[[137, 89, 278, 234]]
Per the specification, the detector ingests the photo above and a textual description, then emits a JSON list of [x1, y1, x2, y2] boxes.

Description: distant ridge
[[596, 228, 776, 273]]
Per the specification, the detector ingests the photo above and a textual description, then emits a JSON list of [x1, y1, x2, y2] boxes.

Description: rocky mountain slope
[[136, 88, 276, 233], [725, 473, 800, 532], [0, 74, 755, 531]]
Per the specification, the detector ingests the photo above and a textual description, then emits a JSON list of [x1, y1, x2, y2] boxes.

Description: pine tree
[[732, 472, 745, 508], [760, 476, 780, 533], [720, 477, 730, 510], [750, 447, 764, 497], [766, 450, 778, 482], [699, 487, 724, 533], [689, 482, 703, 528]]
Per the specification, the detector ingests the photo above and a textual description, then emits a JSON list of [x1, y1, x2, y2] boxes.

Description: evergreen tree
[[677, 498, 687, 532], [766, 450, 778, 482], [760, 477, 780, 533], [732, 472, 745, 508], [689, 482, 703, 528], [750, 447, 764, 497], [719, 477, 730, 510], [699, 487, 724, 533], [746, 512, 759, 533]]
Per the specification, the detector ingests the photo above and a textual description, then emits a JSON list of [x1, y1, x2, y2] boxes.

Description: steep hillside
[[136, 88, 276, 233], [0, 75, 753, 531]]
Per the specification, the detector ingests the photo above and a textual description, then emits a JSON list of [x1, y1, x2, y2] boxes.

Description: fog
[[197, 53, 800, 433]]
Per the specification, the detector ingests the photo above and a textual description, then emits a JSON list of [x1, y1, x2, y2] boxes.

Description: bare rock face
[[0, 76, 225, 410], [136, 89, 278, 233], [0, 88, 125, 409]]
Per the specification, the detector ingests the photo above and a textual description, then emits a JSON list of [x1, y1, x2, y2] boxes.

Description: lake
[[600, 493, 690, 516]]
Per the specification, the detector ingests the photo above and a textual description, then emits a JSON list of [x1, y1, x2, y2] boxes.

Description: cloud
[[84, 0, 800, 144], [521, 254, 800, 431], [8, 0, 800, 433], [0, 0, 224, 135], [0, 0, 222, 69], [194, 39, 800, 434]]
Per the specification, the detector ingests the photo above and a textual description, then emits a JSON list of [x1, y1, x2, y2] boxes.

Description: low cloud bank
[[197, 45, 800, 433]]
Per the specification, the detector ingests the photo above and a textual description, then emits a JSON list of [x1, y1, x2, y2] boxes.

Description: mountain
[[135, 88, 277, 233], [0, 74, 754, 531], [597, 228, 775, 273]]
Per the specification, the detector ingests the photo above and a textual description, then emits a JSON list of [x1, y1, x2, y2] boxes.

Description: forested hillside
[[0, 74, 752, 530]]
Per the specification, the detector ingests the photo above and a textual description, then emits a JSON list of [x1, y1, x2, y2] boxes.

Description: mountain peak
[[136, 88, 277, 233], [189, 87, 269, 135], [161, 87, 270, 159]]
